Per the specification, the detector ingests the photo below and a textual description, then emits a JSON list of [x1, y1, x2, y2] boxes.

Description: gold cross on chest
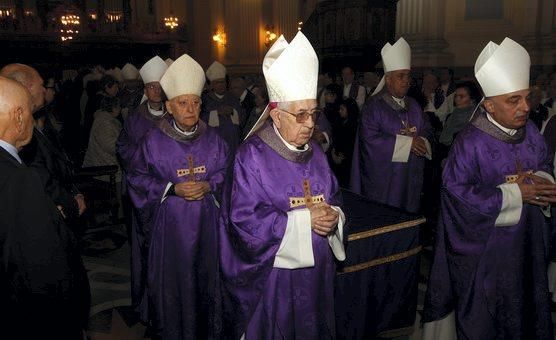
[[176, 155, 206, 181], [289, 179, 326, 209], [505, 159, 536, 184]]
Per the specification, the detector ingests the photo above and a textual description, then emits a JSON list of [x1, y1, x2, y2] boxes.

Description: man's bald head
[[0, 76, 34, 149], [0, 63, 45, 112]]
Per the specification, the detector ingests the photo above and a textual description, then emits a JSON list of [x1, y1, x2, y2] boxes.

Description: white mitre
[[165, 58, 174, 67], [372, 37, 412, 96], [245, 31, 319, 139], [474, 37, 530, 97], [121, 63, 140, 81], [160, 54, 205, 100], [140, 56, 168, 84], [205, 61, 227, 82]]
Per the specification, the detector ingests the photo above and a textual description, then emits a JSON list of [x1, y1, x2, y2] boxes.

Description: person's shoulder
[[236, 134, 266, 160]]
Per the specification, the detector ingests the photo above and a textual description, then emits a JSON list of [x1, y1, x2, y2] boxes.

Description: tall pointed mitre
[[165, 58, 174, 67], [140, 56, 168, 84], [159, 54, 205, 100], [121, 63, 140, 80], [474, 37, 530, 97], [371, 37, 412, 96], [245, 31, 319, 139], [205, 61, 227, 82]]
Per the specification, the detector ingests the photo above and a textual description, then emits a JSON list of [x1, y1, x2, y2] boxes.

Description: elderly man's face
[[484, 89, 530, 130], [272, 99, 317, 147], [385, 69, 411, 98], [211, 78, 227, 95], [167, 94, 201, 131], [144, 82, 163, 103]]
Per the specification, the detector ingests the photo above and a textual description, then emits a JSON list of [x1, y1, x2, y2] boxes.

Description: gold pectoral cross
[[399, 125, 417, 137], [289, 179, 326, 209], [505, 159, 538, 184], [176, 155, 206, 182]]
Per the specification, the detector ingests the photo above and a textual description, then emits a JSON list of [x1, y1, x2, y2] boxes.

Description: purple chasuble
[[116, 101, 169, 319], [350, 92, 432, 213], [220, 121, 343, 339], [128, 119, 230, 340], [423, 112, 554, 339], [201, 92, 244, 154]]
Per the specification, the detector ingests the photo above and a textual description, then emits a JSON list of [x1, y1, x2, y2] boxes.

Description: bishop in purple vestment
[[220, 32, 346, 340], [350, 76, 432, 213], [423, 38, 556, 340], [116, 56, 169, 320], [128, 54, 230, 339]]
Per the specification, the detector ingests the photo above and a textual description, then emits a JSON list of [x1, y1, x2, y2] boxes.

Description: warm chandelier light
[[0, 6, 14, 19], [297, 21, 303, 31], [265, 25, 277, 48], [60, 14, 80, 41], [106, 11, 122, 23], [164, 15, 179, 30], [212, 28, 227, 47]]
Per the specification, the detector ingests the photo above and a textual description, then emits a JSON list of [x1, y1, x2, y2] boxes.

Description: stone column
[[395, 0, 453, 68]]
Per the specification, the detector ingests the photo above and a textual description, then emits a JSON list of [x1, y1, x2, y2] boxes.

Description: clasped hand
[[309, 202, 339, 236], [411, 137, 428, 157], [174, 181, 211, 201], [517, 174, 556, 207]]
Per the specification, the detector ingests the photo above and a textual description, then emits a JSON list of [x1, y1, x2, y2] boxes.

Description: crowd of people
[[0, 31, 555, 340]]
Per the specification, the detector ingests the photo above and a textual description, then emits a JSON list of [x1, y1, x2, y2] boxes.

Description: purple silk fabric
[[220, 122, 343, 339], [201, 92, 244, 154], [350, 93, 432, 213], [128, 119, 230, 339], [116, 102, 170, 319], [423, 115, 554, 339]]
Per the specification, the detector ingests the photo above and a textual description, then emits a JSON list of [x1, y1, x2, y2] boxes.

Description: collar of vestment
[[147, 102, 165, 117], [158, 118, 206, 143], [210, 92, 225, 101], [381, 91, 410, 112], [256, 121, 313, 163], [140, 102, 166, 122], [485, 112, 517, 136], [471, 110, 525, 144]]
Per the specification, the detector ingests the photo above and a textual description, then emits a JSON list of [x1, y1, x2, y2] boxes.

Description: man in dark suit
[[0, 75, 90, 339], [230, 76, 255, 128], [1, 64, 86, 231]]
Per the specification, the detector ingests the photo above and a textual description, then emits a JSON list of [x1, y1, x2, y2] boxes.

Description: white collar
[[214, 93, 225, 100], [272, 123, 308, 152], [391, 96, 406, 108], [486, 112, 517, 136], [173, 121, 198, 136], [240, 90, 248, 102], [147, 102, 165, 116]]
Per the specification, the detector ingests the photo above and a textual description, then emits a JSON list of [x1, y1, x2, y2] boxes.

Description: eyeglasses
[[145, 84, 162, 91], [279, 108, 321, 123]]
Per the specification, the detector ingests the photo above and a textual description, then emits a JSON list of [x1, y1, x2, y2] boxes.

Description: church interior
[[0, 0, 555, 339]]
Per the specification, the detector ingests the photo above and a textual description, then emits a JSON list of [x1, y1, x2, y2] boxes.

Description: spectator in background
[[342, 66, 366, 109], [242, 86, 269, 138], [330, 98, 359, 187], [83, 96, 123, 185], [439, 81, 482, 149], [529, 85, 550, 131]]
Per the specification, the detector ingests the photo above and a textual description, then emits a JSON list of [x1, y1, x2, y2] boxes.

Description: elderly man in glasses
[[220, 32, 346, 339]]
